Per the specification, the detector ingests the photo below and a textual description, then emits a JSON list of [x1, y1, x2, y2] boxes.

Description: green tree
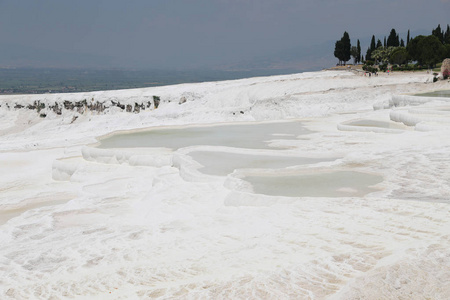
[[357, 39, 361, 63], [376, 39, 383, 49], [407, 30, 410, 46], [407, 35, 424, 62], [370, 49, 382, 64], [400, 39, 405, 47], [334, 32, 351, 65], [366, 47, 371, 61], [387, 29, 400, 47], [366, 35, 376, 61], [390, 47, 408, 65], [334, 40, 344, 65], [370, 35, 376, 51], [408, 35, 445, 67], [432, 24, 444, 44], [444, 44, 450, 58], [351, 46, 359, 64], [372, 47, 396, 65], [341, 31, 351, 63], [444, 25, 450, 44], [419, 35, 445, 67]]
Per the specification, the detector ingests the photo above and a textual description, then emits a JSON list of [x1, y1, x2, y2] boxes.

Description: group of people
[[363, 69, 391, 77], [364, 71, 378, 77]]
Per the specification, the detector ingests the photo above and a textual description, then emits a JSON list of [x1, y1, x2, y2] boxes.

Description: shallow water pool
[[344, 119, 407, 129], [243, 171, 383, 198], [415, 90, 450, 98], [189, 151, 336, 176], [98, 121, 309, 150]]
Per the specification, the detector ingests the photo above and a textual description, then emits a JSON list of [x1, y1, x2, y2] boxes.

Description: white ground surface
[[0, 70, 449, 299]]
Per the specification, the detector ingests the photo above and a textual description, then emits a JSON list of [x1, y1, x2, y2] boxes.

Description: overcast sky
[[1, 0, 449, 70]]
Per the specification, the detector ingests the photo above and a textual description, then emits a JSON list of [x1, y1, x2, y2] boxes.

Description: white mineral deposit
[[1, 70, 450, 299]]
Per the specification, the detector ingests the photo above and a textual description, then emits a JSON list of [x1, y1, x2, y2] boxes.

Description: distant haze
[[0, 0, 449, 71]]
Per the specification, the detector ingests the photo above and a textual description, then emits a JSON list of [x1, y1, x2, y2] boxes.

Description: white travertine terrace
[[1, 70, 450, 299]]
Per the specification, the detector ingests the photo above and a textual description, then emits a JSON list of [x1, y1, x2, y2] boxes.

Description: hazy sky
[[1, 0, 449, 69]]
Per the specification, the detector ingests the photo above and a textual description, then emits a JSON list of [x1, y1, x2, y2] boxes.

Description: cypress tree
[[400, 39, 405, 47], [357, 39, 361, 63], [407, 30, 410, 46], [370, 35, 376, 52], [341, 31, 351, 64], [334, 40, 344, 65], [432, 24, 444, 43], [445, 24, 450, 44], [376, 39, 383, 49], [334, 31, 352, 65], [366, 47, 372, 61], [384, 37, 386, 48], [387, 29, 399, 47]]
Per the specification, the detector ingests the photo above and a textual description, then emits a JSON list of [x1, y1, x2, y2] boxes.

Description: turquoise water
[[98, 121, 309, 150]]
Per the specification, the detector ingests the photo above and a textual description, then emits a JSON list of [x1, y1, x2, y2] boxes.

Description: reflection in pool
[[243, 171, 383, 198], [98, 121, 309, 150], [189, 151, 336, 176]]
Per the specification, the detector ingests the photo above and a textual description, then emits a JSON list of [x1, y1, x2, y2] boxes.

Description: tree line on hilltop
[[334, 24, 450, 72]]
